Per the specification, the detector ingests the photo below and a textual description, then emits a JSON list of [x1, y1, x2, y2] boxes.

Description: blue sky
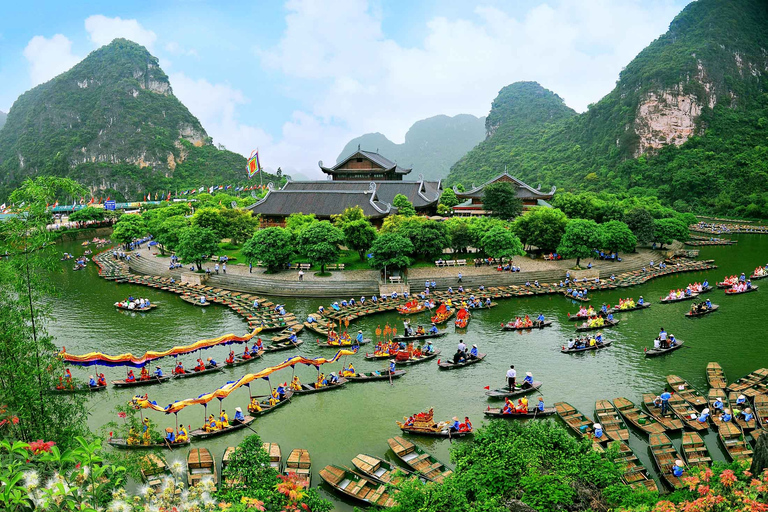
[[0, 0, 691, 177]]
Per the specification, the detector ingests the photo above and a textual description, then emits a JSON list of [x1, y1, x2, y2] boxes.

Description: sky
[[0, 0, 691, 178]]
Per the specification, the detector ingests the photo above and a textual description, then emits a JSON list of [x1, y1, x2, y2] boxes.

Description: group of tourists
[[249, 384, 288, 412], [84, 373, 106, 388], [689, 299, 714, 314], [124, 366, 163, 382], [616, 296, 645, 310], [402, 322, 439, 337], [664, 288, 695, 301], [653, 328, 678, 350], [579, 314, 612, 329], [164, 425, 189, 444], [752, 265, 768, 278], [506, 314, 546, 329], [565, 288, 589, 300], [710, 394, 754, 423], [202, 406, 246, 432], [452, 339, 479, 364], [115, 296, 152, 310], [687, 281, 710, 293], [501, 396, 545, 414], [565, 332, 605, 350], [729, 280, 753, 293]]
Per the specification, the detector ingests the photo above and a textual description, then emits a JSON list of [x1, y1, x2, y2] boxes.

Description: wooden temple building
[[451, 172, 556, 216], [248, 149, 442, 227]]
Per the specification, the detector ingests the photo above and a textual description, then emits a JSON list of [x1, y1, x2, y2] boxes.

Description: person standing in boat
[[659, 328, 668, 349], [506, 365, 517, 390]]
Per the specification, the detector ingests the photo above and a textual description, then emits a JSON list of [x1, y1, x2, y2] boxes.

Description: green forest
[[449, 0, 768, 217]]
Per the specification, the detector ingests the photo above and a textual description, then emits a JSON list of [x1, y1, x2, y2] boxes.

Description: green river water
[[47, 235, 768, 510]]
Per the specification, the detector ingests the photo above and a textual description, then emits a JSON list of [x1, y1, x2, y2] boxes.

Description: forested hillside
[[0, 39, 274, 200], [449, 0, 768, 217]]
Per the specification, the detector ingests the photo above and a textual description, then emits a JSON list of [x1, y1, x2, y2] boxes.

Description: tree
[[297, 221, 345, 274], [399, 219, 451, 259], [482, 182, 523, 219], [368, 233, 414, 271], [192, 207, 226, 239], [331, 206, 365, 228], [155, 215, 190, 253], [653, 217, 689, 248], [176, 226, 220, 270], [444, 218, 473, 253], [601, 220, 637, 253], [0, 177, 90, 448], [241, 228, 295, 272], [439, 188, 460, 208], [623, 207, 655, 244], [342, 219, 378, 261], [68, 206, 106, 225], [466, 217, 508, 248], [480, 226, 525, 260], [393, 194, 417, 216], [285, 213, 317, 234], [111, 213, 146, 244], [557, 219, 604, 267], [512, 207, 568, 251], [219, 208, 259, 245]]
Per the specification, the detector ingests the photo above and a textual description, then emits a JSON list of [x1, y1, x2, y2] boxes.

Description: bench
[[327, 264, 346, 271], [389, 276, 402, 284], [434, 260, 445, 267], [456, 259, 466, 266], [299, 263, 311, 271], [446, 260, 456, 266]]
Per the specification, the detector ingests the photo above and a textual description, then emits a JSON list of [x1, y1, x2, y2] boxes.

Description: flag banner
[[247, 149, 261, 178]]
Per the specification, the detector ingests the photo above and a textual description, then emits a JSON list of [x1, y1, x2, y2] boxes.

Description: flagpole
[[259, 148, 263, 188]]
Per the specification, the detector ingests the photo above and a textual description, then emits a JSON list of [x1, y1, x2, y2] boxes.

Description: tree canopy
[[557, 219, 603, 267], [368, 233, 414, 271], [242, 228, 295, 272], [68, 206, 106, 224], [513, 207, 568, 252], [623, 207, 656, 244], [331, 206, 365, 228], [285, 213, 317, 234], [392, 194, 416, 216], [342, 219, 378, 261], [480, 226, 525, 260], [482, 182, 523, 219], [111, 213, 146, 244], [653, 217, 689, 248], [176, 226, 220, 270], [297, 221, 345, 274], [601, 220, 638, 253], [397, 218, 451, 259]]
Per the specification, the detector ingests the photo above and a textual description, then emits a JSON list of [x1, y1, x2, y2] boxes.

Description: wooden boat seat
[[424, 462, 443, 473], [374, 467, 387, 477], [338, 478, 352, 490], [412, 453, 432, 463], [401, 452, 419, 462]]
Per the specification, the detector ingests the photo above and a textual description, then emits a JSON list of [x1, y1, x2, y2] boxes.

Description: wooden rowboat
[[115, 303, 158, 312], [485, 381, 542, 399], [706, 362, 727, 389], [649, 433, 685, 489], [681, 432, 712, 469], [561, 341, 612, 354], [187, 448, 218, 488], [563, 291, 590, 302], [172, 365, 224, 379], [660, 293, 698, 303], [726, 368, 768, 394], [724, 285, 758, 295], [484, 406, 556, 418], [437, 353, 486, 369], [316, 338, 371, 348], [391, 331, 446, 342], [594, 400, 629, 442], [293, 378, 348, 395], [50, 383, 107, 394], [574, 318, 620, 332], [685, 304, 719, 317], [667, 394, 708, 431], [606, 303, 651, 314], [666, 375, 708, 408], [346, 370, 406, 382], [111, 374, 170, 387], [718, 422, 753, 464], [501, 321, 552, 331], [754, 394, 768, 429], [140, 453, 169, 491], [728, 391, 758, 431], [351, 454, 420, 486], [224, 353, 264, 368], [612, 397, 667, 435], [708, 388, 730, 429], [189, 416, 255, 439], [387, 436, 452, 483], [108, 437, 191, 450], [555, 401, 608, 445], [364, 350, 440, 364], [263, 340, 305, 352], [609, 441, 658, 492], [284, 449, 311, 487], [181, 295, 211, 307], [454, 308, 470, 329], [644, 340, 685, 357], [264, 443, 282, 472], [318, 465, 397, 507], [641, 394, 684, 431]]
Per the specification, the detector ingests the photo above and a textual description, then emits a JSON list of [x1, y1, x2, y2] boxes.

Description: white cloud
[[85, 15, 157, 49], [258, 0, 683, 171], [23, 34, 81, 86], [165, 41, 198, 57]]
